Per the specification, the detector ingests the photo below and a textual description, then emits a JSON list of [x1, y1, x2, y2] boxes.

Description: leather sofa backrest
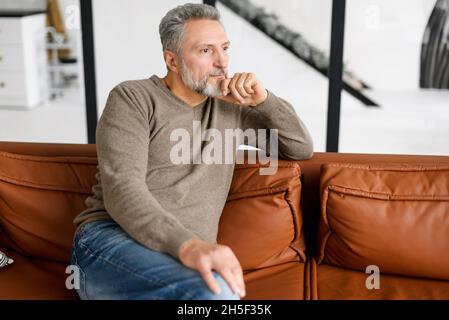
[[218, 158, 305, 270], [297, 152, 449, 258], [0, 149, 98, 262], [2, 141, 449, 272], [0, 142, 305, 270], [317, 162, 449, 281]]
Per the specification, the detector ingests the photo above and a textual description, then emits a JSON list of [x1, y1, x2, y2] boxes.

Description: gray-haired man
[[71, 3, 313, 300]]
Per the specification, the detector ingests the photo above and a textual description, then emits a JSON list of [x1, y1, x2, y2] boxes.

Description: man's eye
[[223, 46, 229, 51], [202, 48, 210, 53]]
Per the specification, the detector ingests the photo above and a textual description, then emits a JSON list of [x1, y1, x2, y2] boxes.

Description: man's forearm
[[251, 91, 314, 160]]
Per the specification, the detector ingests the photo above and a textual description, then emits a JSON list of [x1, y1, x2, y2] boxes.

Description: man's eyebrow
[[196, 41, 231, 48]]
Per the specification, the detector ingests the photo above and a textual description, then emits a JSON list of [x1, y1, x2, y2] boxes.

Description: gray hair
[[159, 3, 222, 57]]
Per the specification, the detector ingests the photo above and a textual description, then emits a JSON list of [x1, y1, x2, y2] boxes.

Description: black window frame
[[80, 0, 346, 151]]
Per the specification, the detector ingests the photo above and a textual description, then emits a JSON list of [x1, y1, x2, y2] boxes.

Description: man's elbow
[[302, 139, 314, 159], [297, 143, 314, 160], [280, 139, 314, 161]]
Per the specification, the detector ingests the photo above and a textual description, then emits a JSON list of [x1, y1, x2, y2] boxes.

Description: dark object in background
[[420, 0, 449, 89], [0, 250, 14, 268], [219, 0, 378, 106], [46, 0, 71, 61]]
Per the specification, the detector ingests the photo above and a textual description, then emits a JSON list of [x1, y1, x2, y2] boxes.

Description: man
[[71, 3, 313, 300]]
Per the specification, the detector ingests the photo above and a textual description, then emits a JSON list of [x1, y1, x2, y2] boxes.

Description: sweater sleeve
[[96, 84, 198, 259], [239, 90, 314, 160]]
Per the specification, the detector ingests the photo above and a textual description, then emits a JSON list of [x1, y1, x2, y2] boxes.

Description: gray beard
[[180, 62, 226, 97]]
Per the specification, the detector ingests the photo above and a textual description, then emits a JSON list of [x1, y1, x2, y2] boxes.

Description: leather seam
[[329, 184, 449, 200], [0, 151, 97, 164], [0, 173, 92, 194]]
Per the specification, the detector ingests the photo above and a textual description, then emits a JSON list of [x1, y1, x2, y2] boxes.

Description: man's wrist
[[178, 237, 201, 258], [251, 89, 268, 107]]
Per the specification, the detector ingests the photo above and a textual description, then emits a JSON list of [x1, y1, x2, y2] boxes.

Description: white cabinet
[[0, 12, 48, 109]]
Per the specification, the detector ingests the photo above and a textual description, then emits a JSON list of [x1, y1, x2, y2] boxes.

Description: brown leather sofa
[[1, 140, 448, 300]]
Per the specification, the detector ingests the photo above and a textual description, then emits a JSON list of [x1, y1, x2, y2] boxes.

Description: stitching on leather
[[329, 184, 449, 200], [323, 162, 449, 172], [234, 162, 300, 170], [227, 184, 290, 201], [0, 173, 93, 194], [67, 163, 85, 189], [317, 187, 333, 264], [0, 151, 97, 165], [284, 179, 306, 262]]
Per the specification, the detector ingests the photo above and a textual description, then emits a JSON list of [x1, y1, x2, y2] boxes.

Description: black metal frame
[[80, 0, 98, 144], [216, 0, 378, 108], [203, 0, 217, 6], [326, 0, 346, 152], [80, 0, 347, 151]]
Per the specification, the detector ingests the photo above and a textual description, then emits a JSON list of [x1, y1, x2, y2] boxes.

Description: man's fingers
[[228, 73, 245, 102], [232, 266, 246, 297], [220, 268, 242, 297], [244, 73, 256, 94], [236, 73, 250, 98], [220, 78, 231, 96], [199, 269, 222, 295], [220, 73, 258, 106]]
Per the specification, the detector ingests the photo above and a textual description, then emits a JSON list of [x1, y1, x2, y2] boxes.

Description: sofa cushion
[[309, 258, 449, 300], [243, 262, 305, 300], [0, 151, 98, 263], [0, 250, 79, 299], [217, 159, 306, 271], [317, 162, 449, 281]]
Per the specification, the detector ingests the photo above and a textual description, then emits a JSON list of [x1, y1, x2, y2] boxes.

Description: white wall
[[344, 0, 436, 91], [0, 0, 46, 11], [92, 0, 437, 105], [90, 0, 442, 153], [252, 0, 332, 53], [92, 0, 201, 115], [217, 2, 330, 151], [92, 0, 331, 150], [253, 0, 436, 91]]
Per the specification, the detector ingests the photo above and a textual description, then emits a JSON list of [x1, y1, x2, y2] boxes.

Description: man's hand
[[178, 238, 246, 298], [217, 72, 268, 107]]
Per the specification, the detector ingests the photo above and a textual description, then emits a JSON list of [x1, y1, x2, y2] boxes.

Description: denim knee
[[193, 272, 241, 300]]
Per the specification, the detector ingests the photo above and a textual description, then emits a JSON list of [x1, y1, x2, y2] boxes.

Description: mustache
[[209, 70, 227, 77]]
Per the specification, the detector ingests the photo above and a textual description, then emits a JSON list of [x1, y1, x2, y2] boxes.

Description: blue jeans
[[70, 220, 240, 300]]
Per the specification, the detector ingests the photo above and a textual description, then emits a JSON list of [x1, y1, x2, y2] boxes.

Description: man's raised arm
[[240, 89, 314, 160]]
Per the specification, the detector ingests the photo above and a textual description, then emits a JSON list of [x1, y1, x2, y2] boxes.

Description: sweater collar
[[150, 75, 209, 110]]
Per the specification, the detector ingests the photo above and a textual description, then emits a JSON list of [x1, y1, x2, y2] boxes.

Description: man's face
[[179, 19, 229, 97]]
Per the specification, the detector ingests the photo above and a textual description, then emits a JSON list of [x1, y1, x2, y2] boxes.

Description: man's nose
[[214, 50, 228, 69]]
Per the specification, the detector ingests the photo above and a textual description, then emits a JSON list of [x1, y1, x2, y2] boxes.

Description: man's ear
[[163, 50, 180, 73]]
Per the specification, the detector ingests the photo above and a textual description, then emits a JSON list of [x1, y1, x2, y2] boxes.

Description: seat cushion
[[243, 262, 305, 300], [317, 162, 449, 281], [0, 151, 98, 263], [0, 249, 79, 299], [218, 159, 306, 271], [308, 259, 449, 300]]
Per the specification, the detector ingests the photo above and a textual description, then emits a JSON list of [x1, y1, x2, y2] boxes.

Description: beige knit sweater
[[73, 75, 313, 259]]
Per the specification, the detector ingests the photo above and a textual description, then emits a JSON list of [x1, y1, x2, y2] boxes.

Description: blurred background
[[0, 0, 448, 156]]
